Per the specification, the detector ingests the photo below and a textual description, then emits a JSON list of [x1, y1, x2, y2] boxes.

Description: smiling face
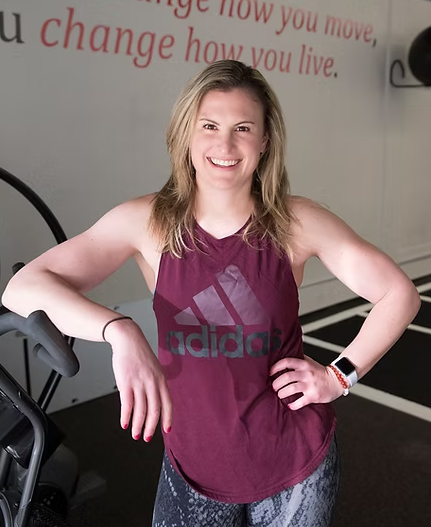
[[190, 88, 268, 193]]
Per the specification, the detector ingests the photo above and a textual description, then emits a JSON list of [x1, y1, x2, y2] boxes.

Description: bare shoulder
[[286, 195, 362, 263], [107, 193, 161, 287], [104, 192, 161, 257], [287, 194, 331, 223], [94, 193, 157, 242], [108, 193, 156, 224], [285, 195, 418, 306]]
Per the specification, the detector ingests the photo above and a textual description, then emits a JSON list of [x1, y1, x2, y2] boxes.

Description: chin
[[198, 176, 252, 193], [196, 166, 254, 189]]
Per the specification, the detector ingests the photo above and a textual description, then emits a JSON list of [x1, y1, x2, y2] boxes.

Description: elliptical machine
[[0, 308, 104, 527], [0, 167, 105, 525]]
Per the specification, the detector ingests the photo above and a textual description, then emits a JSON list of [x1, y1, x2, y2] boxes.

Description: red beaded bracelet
[[328, 364, 350, 396]]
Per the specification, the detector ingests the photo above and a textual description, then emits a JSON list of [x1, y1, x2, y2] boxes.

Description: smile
[[209, 158, 241, 167]]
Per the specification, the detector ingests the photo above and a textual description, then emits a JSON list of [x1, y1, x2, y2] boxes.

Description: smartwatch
[[330, 357, 358, 388]]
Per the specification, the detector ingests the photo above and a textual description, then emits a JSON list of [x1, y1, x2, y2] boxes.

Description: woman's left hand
[[269, 355, 345, 410]]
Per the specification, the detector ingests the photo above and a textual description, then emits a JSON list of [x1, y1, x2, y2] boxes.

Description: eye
[[203, 123, 217, 130], [236, 125, 250, 132]]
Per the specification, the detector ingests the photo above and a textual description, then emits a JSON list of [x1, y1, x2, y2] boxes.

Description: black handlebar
[[0, 310, 79, 378]]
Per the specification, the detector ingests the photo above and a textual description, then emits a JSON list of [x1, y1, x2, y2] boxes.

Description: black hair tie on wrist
[[102, 316, 133, 342]]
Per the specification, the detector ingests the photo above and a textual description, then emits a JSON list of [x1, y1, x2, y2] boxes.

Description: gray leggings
[[152, 437, 339, 527]]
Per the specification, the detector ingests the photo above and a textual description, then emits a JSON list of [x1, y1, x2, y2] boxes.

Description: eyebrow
[[198, 118, 256, 126]]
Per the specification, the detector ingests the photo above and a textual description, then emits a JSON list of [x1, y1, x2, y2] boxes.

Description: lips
[[209, 158, 241, 167]]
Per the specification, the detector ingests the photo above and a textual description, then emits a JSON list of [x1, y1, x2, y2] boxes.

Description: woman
[[2, 60, 420, 526]]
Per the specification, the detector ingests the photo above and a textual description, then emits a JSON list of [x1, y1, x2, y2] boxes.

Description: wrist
[[103, 316, 138, 346], [327, 365, 350, 396], [330, 356, 358, 388]]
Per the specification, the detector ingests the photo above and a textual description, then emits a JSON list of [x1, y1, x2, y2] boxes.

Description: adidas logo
[[166, 265, 282, 358], [167, 325, 282, 358]]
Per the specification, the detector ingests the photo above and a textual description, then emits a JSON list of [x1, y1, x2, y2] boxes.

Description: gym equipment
[[0, 309, 106, 527], [390, 25, 431, 88], [0, 165, 69, 403], [0, 168, 106, 525], [409, 26, 431, 85]]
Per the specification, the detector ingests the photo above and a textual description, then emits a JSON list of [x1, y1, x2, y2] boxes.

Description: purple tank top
[[153, 221, 336, 503]]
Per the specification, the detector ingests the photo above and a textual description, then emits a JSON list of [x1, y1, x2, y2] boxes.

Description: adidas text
[[166, 325, 282, 358]]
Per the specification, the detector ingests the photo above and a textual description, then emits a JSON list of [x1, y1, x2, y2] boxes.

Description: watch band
[[330, 357, 358, 388]]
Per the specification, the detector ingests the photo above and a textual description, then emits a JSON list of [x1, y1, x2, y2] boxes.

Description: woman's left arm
[[270, 198, 421, 409]]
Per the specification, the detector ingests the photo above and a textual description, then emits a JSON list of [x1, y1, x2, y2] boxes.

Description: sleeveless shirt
[[153, 221, 336, 503]]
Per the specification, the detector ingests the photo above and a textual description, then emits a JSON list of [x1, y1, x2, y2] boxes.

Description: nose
[[218, 130, 235, 154]]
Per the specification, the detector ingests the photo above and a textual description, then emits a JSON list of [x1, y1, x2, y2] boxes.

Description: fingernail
[[122, 423, 128, 430], [133, 433, 140, 440], [144, 435, 153, 442], [166, 427, 171, 433]]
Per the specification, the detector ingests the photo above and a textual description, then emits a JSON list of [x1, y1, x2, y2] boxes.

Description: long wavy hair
[[149, 60, 295, 258]]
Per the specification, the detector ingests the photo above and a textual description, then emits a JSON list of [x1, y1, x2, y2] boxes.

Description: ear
[[260, 133, 269, 154]]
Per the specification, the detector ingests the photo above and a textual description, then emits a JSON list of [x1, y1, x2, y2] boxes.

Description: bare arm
[[271, 197, 421, 409], [295, 198, 420, 376], [2, 196, 155, 341], [2, 194, 171, 440]]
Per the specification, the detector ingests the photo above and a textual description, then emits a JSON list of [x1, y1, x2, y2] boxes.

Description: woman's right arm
[[1, 195, 172, 441], [2, 197, 151, 339]]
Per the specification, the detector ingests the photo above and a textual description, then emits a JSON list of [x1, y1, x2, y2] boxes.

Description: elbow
[[387, 277, 421, 324], [1, 269, 34, 315], [401, 279, 421, 322], [411, 285, 421, 319], [1, 274, 20, 312]]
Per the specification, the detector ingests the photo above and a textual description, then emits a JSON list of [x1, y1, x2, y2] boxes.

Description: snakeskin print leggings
[[152, 436, 339, 527]]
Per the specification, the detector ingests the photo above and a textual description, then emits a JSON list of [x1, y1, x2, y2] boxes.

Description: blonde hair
[[149, 60, 295, 258]]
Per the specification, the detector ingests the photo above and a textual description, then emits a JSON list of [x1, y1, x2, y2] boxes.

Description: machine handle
[[0, 310, 79, 377]]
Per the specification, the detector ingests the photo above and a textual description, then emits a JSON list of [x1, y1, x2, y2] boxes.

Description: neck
[[194, 186, 254, 239]]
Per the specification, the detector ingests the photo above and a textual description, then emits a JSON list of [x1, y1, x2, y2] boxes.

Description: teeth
[[210, 158, 239, 167]]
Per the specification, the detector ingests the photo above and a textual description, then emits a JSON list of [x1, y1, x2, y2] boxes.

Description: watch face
[[336, 357, 355, 376]]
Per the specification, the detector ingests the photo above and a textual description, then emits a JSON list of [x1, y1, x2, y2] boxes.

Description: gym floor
[[51, 275, 431, 527]]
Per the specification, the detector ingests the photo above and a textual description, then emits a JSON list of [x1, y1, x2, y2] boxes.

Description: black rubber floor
[[51, 390, 431, 527], [306, 317, 431, 407]]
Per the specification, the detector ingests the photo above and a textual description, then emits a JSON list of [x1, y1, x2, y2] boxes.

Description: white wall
[[1, 0, 431, 411]]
